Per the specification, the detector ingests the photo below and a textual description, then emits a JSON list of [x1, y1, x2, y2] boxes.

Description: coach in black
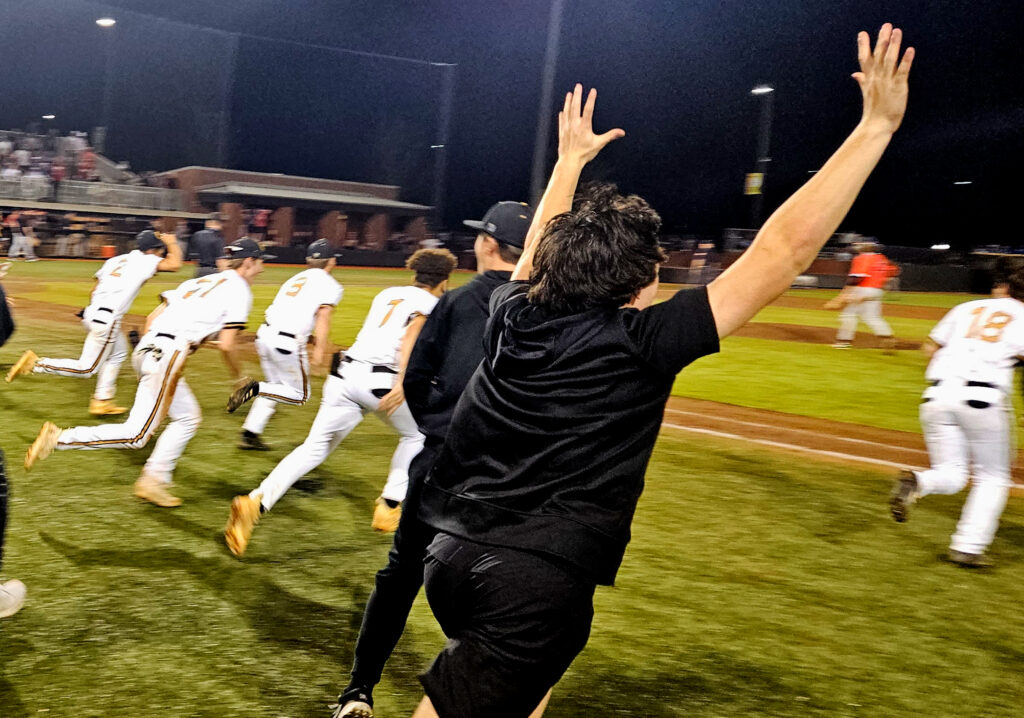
[[333, 202, 533, 717], [409, 24, 913, 718], [189, 215, 225, 277]]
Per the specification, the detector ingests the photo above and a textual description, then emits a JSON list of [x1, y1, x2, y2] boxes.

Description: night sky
[[2, 0, 1022, 248]]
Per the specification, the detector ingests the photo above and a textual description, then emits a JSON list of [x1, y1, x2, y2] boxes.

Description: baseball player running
[[24, 238, 269, 508], [224, 248, 456, 556], [6, 230, 182, 414], [891, 265, 1024, 567], [830, 239, 898, 350], [228, 238, 343, 450]]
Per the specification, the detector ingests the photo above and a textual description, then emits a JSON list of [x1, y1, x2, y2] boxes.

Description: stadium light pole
[[431, 62, 457, 227], [97, 17, 117, 154], [749, 84, 774, 228], [529, 0, 567, 206]]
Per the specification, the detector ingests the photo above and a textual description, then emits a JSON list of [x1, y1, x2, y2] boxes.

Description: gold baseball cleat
[[24, 421, 61, 470], [6, 350, 38, 383], [134, 474, 182, 507], [89, 398, 128, 416], [225, 494, 262, 556], [371, 498, 401, 533]]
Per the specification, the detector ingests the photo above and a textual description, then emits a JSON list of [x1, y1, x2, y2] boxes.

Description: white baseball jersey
[[926, 297, 1024, 393], [151, 269, 253, 345], [88, 250, 163, 317], [345, 285, 438, 369], [263, 267, 343, 342]]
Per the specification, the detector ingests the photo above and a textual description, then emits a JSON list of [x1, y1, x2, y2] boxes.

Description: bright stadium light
[[96, 17, 116, 28], [953, 180, 973, 185], [42, 114, 56, 120], [931, 244, 951, 250], [751, 85, 774, 95]]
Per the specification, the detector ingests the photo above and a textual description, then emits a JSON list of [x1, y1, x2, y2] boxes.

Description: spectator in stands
[[0, 134, 11, 159], [77, 146, 96, 181], [1, 161, 21, 179], [190, 214, 225, 277]]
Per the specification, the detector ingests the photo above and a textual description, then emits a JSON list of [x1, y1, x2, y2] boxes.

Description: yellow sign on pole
[[744, 172, 764, 195]]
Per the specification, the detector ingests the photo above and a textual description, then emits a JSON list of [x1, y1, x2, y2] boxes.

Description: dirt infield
[[769, 294, 949, 320], [734, 321, 921, 349]]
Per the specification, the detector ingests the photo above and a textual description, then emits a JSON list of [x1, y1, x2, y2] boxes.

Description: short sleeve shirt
[[151, 269, 252, 345], [420, 282, 720, 584], [88, 250, 163, 317], [345, 285, 439, 369], [263, 268, 343, 341]]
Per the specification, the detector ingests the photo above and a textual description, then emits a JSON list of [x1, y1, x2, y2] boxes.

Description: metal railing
[[0, 176, 184, 211]]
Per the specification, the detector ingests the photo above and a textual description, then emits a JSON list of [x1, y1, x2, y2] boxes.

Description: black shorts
[[420, 532, 595, 718]]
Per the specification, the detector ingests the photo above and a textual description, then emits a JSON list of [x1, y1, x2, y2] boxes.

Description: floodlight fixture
[[750, 85, 774, 95], [42, 114, 56, 120], [96, 17, 117, 28], [953, 180, 973, 186]]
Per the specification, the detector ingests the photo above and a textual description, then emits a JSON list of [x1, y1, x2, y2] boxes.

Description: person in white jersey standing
[[891, 264, 1024, 567], [228, 238, 343, 450], [224, 248, 457, 556], [24, 238, 271, 508], [6, 229, 183, 414]]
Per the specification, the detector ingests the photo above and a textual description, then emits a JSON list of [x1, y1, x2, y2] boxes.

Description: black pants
[[0, 449, 8, 570], [346, 436, 444, 695], [420, 533, 595, 718]]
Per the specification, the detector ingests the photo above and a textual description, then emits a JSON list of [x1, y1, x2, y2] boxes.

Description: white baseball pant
[[251, 361, 424, 511], [837, 286, 892, 341], [7, 234, 36, 260], [55, 333, 202, 484], [242, 324, 310, 435], [915, 384, 1014, 555], [33, 309, 129, 401]]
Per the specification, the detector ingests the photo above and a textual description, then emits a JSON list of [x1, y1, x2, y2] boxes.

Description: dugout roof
[[194, 182, 432, 216]]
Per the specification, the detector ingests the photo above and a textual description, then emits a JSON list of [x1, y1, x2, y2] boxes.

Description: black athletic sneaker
[[889, 469, 918, 523], [947, 549, 992, 569], [329, 688, 373, 718], [226, 377, 260, 413], [237, 431, 271, 451]]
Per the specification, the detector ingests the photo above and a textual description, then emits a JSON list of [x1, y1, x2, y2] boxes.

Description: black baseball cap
[[136, 229, 165, 253], [463, 201, 533, 249], [223, 237, 276, 260], [306, 238, 337, 260]]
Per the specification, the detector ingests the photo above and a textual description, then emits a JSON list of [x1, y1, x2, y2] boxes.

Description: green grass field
[[1, 261, 1021, 717]]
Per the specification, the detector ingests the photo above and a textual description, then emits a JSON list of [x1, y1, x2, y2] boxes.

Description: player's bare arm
[[217, 327, 243, 379], [311, 305, 333, 367], [156, 232, 183, 272], [708, 24, 913, 339], [378, 313, 428, 417], [512, 84, 624, 282]]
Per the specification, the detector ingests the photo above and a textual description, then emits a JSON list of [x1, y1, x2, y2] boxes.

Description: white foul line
[[664, 407, 928, 456], [661, 421, 909, 470]]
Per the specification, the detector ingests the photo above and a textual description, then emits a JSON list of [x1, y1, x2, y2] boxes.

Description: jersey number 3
[[966, 308, 1013, 343]]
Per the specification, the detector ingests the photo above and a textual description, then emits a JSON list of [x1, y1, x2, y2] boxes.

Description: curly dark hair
[[407, 248, 457, 288], [1007, 265, 1024, 302], [993, 256, 1021, 288], [528, 183, 665, 313]]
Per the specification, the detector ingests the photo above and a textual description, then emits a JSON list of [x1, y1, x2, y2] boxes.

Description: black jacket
[[0, 284, 14, 348], [403, 270, 512, 439]]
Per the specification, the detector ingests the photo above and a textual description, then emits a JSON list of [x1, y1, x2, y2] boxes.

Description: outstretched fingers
[[570, 83, 583, 120], [883, 27, 903, 72], [856, 30, 871, 73], [897, 46, 915, 78], [872, 22, 893, 64], [582, 87, 597, 124]]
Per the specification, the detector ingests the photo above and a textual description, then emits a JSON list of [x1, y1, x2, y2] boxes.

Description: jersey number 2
[[966, 308, 1013, 343]]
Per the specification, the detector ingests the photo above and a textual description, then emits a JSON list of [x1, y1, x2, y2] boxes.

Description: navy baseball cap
[[136, 229, 165, 253], [223, 237, 276, 260], [306, 238, 337, 260], [463, 201, 533, 249]]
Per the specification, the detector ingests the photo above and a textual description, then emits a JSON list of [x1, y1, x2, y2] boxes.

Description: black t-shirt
[[404, 270, 512, 439], [418, 281, 720, 585], [190, 229, 223, 267]]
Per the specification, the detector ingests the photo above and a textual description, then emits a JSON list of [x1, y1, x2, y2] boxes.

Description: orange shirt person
[[832, 240, 897, 350]]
